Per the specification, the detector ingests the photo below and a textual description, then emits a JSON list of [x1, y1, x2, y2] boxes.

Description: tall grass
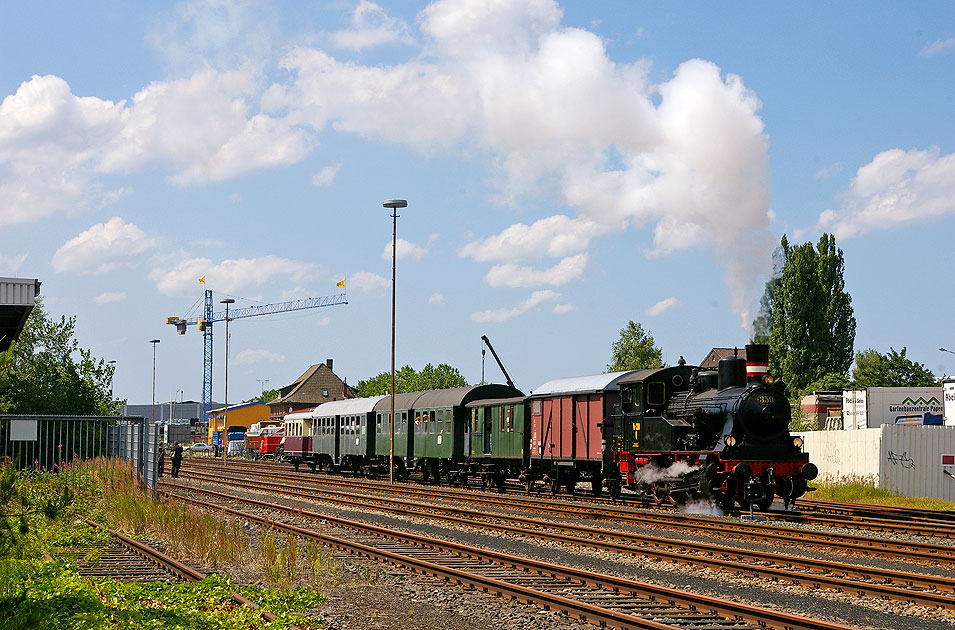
[[83, 457, 371, 588], [810, 475, 955, 510]]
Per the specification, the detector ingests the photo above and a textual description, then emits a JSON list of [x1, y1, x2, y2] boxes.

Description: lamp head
[[383, 199, 407, 209]]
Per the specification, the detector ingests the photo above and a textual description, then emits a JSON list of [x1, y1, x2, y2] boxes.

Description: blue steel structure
[[167, 289, 347, 420]]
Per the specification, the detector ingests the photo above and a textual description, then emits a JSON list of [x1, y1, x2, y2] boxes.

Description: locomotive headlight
[[793, 436, 804, 448], [763, 375, 774, 384], [725, 435, 737, 447]]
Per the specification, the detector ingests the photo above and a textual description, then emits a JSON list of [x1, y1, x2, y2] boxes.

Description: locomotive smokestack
[[745, 344, 769, 383]]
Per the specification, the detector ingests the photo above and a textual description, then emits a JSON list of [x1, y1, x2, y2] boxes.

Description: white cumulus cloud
[[93, 292, 127, 304], [484, 254, 587, 288], [816, 147, 955, 239], [470, 289, 559, 323], [381, 236, 433, 261], [349, 271, 389, 295], [0, 70, 311, 225], [0, 253, 28, 274], [645, 297, 679, 317], [461, 215, 604, 263], [52, 217, 158, 274], [921, 37, 955, 57], [428, 293, 444, 304], [149, 255, 322, 296], [327, 1, 414, 51], [311, 163, 341, 187], [553, 303, 576, 314], [233, 348, 285, 366]]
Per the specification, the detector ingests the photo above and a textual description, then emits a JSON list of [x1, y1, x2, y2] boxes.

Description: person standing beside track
[[171, 442, 183, 478]]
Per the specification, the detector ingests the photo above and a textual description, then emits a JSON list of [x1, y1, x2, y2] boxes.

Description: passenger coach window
[[471, 409, 479, 432]]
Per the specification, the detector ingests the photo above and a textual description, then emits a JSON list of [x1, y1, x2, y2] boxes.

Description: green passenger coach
[[373, 384, 523, 484]]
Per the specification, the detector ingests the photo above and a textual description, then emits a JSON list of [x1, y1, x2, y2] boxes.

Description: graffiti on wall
[[886, 451, 916, 469]]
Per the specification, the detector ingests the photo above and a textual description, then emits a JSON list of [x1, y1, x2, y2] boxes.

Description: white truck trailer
[[841, 387, 944, 429]]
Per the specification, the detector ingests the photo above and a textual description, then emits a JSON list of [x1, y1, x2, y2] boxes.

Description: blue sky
[[1, 0, 953, 406]]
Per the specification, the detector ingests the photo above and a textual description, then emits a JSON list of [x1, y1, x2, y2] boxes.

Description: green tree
[[356, 363, 468, 397], [0, 301, 120, 415], [243, 388, 279, 404], [769, 234, 856, 393], [607, 321, 663, 372], [852, 347, 937, 387]]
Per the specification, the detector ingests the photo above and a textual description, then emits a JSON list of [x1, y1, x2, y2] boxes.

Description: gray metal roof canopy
[[0, 277, 40, 353]]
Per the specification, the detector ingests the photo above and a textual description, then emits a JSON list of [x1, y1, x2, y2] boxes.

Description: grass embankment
[[809, 478, 955, 510], [0, 458, 333, 630]]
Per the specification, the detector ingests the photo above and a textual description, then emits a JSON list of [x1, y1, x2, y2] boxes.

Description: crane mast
[[167, 289, 347, 419]]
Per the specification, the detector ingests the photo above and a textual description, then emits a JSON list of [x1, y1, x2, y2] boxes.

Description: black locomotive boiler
[[613, 344, 817, 510]]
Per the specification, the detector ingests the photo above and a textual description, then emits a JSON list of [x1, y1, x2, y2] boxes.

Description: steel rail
[[83, 519, 286, 626], [179, 461, 955, 564], [166, 486, 856, 630], [169, 472, 955, 610]]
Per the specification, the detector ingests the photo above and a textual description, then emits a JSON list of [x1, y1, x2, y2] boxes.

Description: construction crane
[[166, 289, 347, 420], [481, 334, 516, 389]]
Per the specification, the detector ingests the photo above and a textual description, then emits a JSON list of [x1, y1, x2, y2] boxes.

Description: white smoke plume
[[633, 460, 700, 486], [680, 499, 724, 517]]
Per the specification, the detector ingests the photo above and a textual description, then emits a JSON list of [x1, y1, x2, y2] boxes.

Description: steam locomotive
[[612, 344, 817, 510], [278, 343, 816, 510]]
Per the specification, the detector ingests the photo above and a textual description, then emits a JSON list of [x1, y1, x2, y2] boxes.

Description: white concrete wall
[[797, 426, 955, 501], [796, 428, 881, 483]]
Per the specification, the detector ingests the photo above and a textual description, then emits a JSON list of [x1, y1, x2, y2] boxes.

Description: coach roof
[[530, 371, 636, 397], [373, 384, 523, 412], [314, 395, 387, 417]]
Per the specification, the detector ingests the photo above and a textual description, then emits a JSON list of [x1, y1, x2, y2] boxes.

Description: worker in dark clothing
[[171, 442, 183, 478], [158, 448, 165, 477]]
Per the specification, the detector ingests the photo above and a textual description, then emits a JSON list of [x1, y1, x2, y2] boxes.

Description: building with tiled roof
[[699, 347, 748, 369], [268, 359, 357, 420]]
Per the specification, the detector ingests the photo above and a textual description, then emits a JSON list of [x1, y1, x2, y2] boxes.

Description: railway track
[[53, 519, 288, 626], [188, 458, 955, 540], [180, 460, 955, 564], [170, 467, 955, 612], [165, 483, 857, 630]]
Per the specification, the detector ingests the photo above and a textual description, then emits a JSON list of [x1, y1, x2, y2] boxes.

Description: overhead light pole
[[383, 198, 407, 485], [108, 359, 117, 401], [149, 341, 160, 423], [941, 348, 955, 357], [221, 298, 235, 460]]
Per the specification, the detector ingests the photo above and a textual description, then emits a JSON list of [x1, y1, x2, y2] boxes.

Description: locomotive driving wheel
[[651, 481, 675, 506]]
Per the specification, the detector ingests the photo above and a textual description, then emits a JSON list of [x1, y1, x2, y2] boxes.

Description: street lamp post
[[149, 341, 160, 423], [383, 199, 407, 485], [108, 359, 117, 402], [221, 298, 235, 460], [941, 348, 955, 357], [148, 340, 160, 484]]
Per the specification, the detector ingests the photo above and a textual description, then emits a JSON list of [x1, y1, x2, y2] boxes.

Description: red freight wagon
[[528, 371, 635, 493]]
